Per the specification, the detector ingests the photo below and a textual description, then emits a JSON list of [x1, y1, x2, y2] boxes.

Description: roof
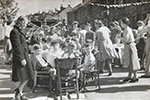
[[58, 5, 72, 16], [70, 3, 87, 12], [69, 1, 150, 13]]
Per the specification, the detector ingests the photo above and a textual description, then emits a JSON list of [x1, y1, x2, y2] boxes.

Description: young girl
[[61, 42, 76, 58]]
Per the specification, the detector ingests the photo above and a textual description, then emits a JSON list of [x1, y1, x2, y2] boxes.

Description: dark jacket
[[10, 26, 33, 82]]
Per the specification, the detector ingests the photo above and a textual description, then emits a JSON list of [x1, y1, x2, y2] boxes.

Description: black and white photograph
[[0, 0, 150, 100]]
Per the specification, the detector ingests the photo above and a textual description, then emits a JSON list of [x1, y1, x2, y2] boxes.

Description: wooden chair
[[81, 51, 100, 92], [30, 54, 52, 92], [55, 57, 79, 100], [32, 69, 52, 92]]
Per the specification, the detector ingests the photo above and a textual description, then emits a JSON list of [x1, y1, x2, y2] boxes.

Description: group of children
[[29, 33, 97, 92]]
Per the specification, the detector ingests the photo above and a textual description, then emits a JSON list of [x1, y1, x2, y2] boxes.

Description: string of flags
[[89, 1, 150, 8]]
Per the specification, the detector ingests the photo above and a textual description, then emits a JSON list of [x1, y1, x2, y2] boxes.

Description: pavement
[[0, 63, 150, 100], [85, 68, 150, 100]]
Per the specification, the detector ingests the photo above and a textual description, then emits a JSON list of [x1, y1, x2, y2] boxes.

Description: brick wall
[[67, 2, 150, 28]]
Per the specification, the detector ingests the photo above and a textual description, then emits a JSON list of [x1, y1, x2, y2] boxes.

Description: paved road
[[0, 64, 150, 100], [0, 64, 85, 100], [85, 68, 150, 100]]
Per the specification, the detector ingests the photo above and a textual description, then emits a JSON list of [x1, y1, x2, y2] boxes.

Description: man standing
[[10, 16, 32, 100]]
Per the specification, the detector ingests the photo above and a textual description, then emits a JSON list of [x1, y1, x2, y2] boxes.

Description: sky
[[15, 0, 82, 16]]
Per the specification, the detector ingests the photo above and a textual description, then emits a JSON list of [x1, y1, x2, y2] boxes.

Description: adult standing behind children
[[10, 16, 32, 100], [120, 17, 140, 83], [138, 14, 150, 78]]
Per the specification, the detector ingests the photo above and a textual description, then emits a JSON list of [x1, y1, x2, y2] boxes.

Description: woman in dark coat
[[10, 16, 32, 100]]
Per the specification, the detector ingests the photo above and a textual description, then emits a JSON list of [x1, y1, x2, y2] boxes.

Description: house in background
[[67, 0, 150, 28], [57, 5, 72, 24], [28, 4, 72, 27]]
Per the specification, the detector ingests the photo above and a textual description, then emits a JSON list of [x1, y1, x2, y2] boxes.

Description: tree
[[0, 0, 19, 25]]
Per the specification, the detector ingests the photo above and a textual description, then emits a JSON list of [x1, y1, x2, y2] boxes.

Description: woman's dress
[[96, 26, 118, 62], [122, 26, 140, 71]]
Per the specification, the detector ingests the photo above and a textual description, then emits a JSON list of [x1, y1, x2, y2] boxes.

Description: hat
[[137, 20, 144, 25], [72, 21, 79, 25], [85, 22, 91, 27], [33, 44, 40, 50], [114, 21, 119, 26], [94, 19, 103, 25]]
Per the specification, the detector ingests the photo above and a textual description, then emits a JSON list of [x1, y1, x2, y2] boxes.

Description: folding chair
[[30, 54, 52, 92], [55, 57, 79, 100]]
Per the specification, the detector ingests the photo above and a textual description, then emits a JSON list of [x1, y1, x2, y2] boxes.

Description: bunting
[[89, 1, 150, 8]]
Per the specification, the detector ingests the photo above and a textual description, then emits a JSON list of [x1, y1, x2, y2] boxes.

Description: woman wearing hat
[[10, 16, 32, 100]]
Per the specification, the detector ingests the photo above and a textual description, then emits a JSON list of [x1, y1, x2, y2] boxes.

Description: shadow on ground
[[96, 85, 150, 93], [0, 97, 13, 100], [100, 77, 125, 85]]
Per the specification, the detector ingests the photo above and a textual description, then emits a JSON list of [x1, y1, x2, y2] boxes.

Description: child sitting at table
[[30, 44, 49, 71], [41, 40, 64, 92], [61, 42, 81, 58], [30, 44, 56, 91]]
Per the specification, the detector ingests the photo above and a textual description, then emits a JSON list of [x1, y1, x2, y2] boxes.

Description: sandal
[[20, 95, 29, 100], [14, 88, 21, 100]]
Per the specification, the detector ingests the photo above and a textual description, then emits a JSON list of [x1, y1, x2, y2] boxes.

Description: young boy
[[78, 44, 95, 72], [78, 44, 96, 87]]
